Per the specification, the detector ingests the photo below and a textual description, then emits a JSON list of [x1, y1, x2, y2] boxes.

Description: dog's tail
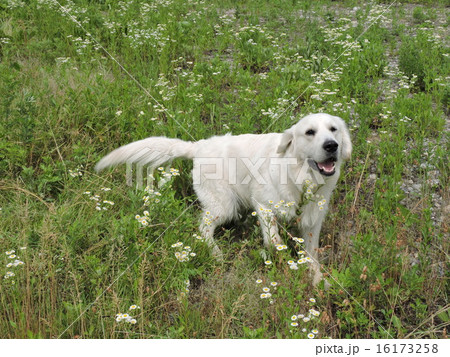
[[95, 137, 196, 172]]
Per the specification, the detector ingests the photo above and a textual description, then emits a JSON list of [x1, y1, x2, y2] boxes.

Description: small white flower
[[4, 271, 15, 279]]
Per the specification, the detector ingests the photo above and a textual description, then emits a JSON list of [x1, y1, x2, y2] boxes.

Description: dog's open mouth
[[307, 158, 336, 176]]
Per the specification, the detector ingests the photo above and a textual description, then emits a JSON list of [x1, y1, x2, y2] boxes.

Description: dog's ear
[[277, 129, 293, 154], [340, 121, 352, 160]]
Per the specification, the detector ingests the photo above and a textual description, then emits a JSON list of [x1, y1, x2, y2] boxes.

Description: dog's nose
[[323, 140, 338, 153]]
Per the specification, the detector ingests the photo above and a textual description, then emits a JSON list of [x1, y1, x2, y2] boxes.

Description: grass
[[0, 0, 448, 339]]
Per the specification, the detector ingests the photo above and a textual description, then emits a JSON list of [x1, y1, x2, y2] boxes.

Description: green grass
[[0, 0, 448, 339]]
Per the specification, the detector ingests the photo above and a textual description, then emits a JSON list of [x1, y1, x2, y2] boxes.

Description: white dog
[[96, 113, 352, 285]]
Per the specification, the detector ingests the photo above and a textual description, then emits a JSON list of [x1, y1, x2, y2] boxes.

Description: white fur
[[96, 113, 352, 285]]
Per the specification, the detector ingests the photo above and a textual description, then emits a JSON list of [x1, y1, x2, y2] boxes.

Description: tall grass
[[0, 0, 448, 338]]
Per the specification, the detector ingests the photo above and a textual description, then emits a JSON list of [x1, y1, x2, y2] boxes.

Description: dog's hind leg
[[195, 182, 239, 260], [200, 213, 224, 260], [197, 193, 236, 261]]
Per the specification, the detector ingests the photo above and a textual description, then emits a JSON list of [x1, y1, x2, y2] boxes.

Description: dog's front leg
[[256, 210, 282, 247], [301, 202, 328, 286]]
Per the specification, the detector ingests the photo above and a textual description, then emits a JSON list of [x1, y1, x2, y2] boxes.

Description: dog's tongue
[[318, 160, 334, 173]]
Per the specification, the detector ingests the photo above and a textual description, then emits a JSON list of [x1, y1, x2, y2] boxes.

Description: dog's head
[[277, 113, 352, 176]]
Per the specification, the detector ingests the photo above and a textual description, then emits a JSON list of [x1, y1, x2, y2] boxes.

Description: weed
[[0, 0, 447, 339]]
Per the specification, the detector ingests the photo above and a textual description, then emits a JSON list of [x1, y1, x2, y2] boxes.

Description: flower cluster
[[317, 199, 327, 211], [125, 22, 171, 52], [306, 15, 369, 108], [289, 297, 321, 338], [135, 211, 150, 227], [193, 233, 204, 241], [38, 0, 91, 27], [382, 63, 419, 97], [301, 181, 327, 211], [154, 74, 176, 102], [285, 236, 314, 270], [171, 242, 196, 262], [202, 211, 216, 227], [186, 92, 204, 102], [179, 279, 190, 300], [4, 248, 26, 283], [115, 304, 140, 324], [234, 24, 267, 42], [292, 237, 305, 244], [275, 244, 288, 251], [83, 187, 114, 211], [366, 3, 392, 28], [142, 186, 162, 205], [252, 199, 296, 222], [135, 169, 179, 227], [67, 35, 100, 55], [287, 257, 313, 270], [303, 180, 318, 200], [256, 279, 278, 303], [261, 91, 298, 120], [68, 166, 83, 178]]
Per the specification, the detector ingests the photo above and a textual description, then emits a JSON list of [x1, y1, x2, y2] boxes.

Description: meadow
[[0, 0, 448, 339]]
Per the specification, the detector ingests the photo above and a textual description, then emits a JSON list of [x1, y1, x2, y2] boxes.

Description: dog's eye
[[305, 129, 315, 136], [330, 127, 337, 132]]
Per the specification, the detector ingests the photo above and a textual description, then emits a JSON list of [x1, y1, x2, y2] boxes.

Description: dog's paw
[[270, 235, 283, 245], [311, 268, 331, 290], [212, 246, 224, 262]]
